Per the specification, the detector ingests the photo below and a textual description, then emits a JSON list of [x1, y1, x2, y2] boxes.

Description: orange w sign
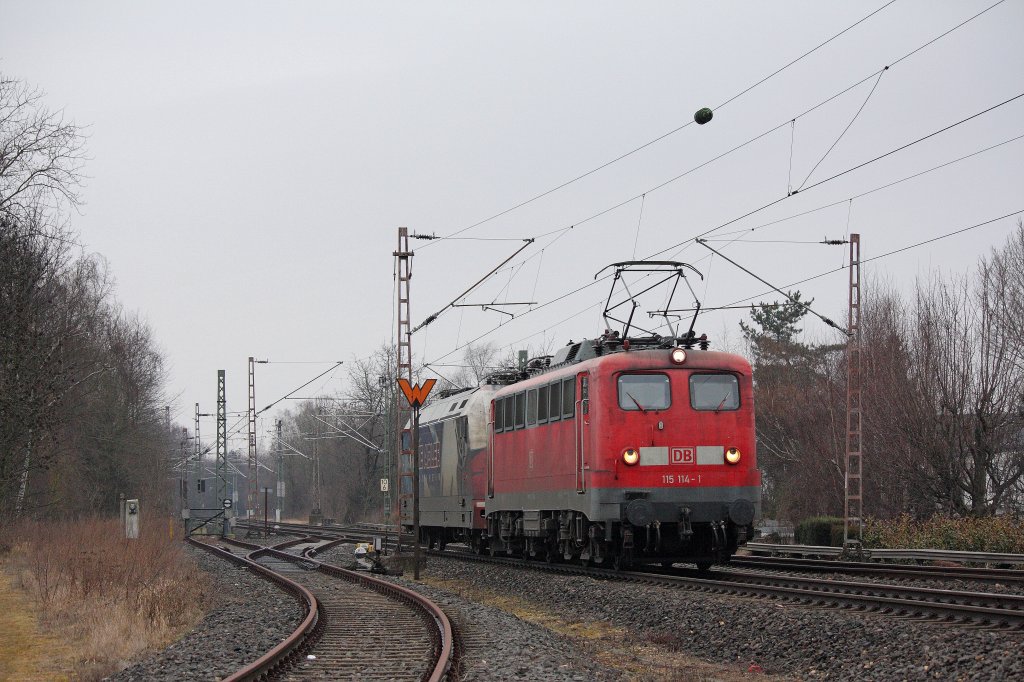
[[397, 378, 436, 408]]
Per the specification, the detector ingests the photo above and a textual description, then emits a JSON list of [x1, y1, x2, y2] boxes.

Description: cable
[[797, 67, 888, 191], [713, 132, 1024, 240], [423, 115, 1023, 366], [424, 121, 1022, 367], [696, 238, 847, 333], [494, 23, 1018, 282], [423, 1, 900, 247], [256, 362, 345, 415], [701, 239, 846, 244], [419, 1, 1013, 366], [631, 194, 647, 260], [787, 120, 796, 195], [653, 92, 1024, 257], [707, 208, 1023, 313], [714, 0, 899, 111], [801, 92, 1024, 195]]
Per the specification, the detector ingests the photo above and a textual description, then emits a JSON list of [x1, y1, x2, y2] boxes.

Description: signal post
[[397, 377, 435, 580]]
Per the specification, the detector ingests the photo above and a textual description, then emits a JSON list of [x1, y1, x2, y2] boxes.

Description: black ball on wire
[[694, 107, 713, 125]]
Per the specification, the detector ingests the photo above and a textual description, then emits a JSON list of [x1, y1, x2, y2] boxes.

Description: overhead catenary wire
[[421, 0, 900, 248], [702, 208, 1024, 314], [713, 131, 1024, 240], [419, 1, 1013, 368], [423, 114, 1022, 368], [653, 91, 1024, 258], [631, 194, 647, 259], [695, 238, 848, 334], [482, 7, 1015, 292], [796, 67, 888, 191], [481, 126, 1024, 327], [411, 239, 535, 334]]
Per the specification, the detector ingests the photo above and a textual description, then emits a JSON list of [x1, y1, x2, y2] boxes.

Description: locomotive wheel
[[696, 560, 713, 573]]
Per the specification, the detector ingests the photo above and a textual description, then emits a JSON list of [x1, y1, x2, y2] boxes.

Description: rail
[[745, 542, 1024, 565], [185, 537, 321, 681], [199, 531, 455, 681]]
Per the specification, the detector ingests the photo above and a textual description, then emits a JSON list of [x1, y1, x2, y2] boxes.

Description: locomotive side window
[[618, 373, 671, 411], [689, 373, 740, 411], [548, 381, 561, 423], [527, 389, 538, 426], [494, 398, 504, 432], [504, 397, 515, 431], [562, 378, 575, 418], [537, 385, 549, 423], [515, 392, 526, 429]]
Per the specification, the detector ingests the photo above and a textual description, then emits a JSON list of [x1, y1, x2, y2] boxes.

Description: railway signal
[[397, 377, 436, 580]]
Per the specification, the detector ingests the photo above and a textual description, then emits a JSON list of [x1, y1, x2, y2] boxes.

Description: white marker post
[[125, 499, 140, 539]]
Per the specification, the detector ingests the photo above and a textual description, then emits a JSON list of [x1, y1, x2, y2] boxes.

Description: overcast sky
[[2, 1, 1022, 449]]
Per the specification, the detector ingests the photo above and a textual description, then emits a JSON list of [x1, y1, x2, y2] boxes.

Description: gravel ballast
[[107, 544, 303, 681], [316, 543, 629, 680], [415, 554, 1023, 681]]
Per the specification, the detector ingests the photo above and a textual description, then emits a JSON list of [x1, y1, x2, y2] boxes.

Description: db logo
[[671, 447, 696, 465]]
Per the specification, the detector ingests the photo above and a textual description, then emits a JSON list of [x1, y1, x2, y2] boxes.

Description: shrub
[[4, 515, 210, 680], [795, 516, 844, 546], [863, 514, 1024, 553]]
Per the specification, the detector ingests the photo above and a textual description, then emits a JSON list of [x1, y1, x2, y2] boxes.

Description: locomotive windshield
[[617, 373, 671, 411], [689, 373, 740, 411]]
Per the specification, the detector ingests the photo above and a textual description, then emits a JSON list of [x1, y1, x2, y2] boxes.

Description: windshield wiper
[[626, 392, 648, 414], [714, 395, 729, 413]]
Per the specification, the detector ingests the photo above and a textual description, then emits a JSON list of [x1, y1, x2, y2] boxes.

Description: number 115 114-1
[[661, 474, 701, 485]]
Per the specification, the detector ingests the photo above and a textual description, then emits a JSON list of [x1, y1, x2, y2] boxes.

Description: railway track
[[235, 520, 1024, 629], [244, 520, 1024, 585], [189, 533, 456, 680], [730, 554, 1024, 585], [429, 547, 1024, 630]]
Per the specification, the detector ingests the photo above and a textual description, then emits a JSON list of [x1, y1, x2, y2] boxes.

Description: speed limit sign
[[380, 478, 389, 493]]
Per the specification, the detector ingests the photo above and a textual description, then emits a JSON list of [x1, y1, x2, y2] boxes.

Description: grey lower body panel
[[489, 486, 761, 524], [419, 495, 476, 528]]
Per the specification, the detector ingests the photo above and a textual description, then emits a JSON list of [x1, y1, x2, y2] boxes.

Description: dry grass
[[0, 570, 76, 681], [2, 516, 211, 680], [423, 575, 791, 681]]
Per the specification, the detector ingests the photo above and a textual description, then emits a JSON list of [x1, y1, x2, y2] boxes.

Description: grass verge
[[1, 516, 211, 680]]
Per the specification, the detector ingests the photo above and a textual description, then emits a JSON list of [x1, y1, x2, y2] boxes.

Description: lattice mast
[[312, 400, 323, 516], [395, 227, 414, 529], [215, 370, 228, 515], [194, 402, 201, 482], [844, 234, 863, 544], [275, 419, 284, 523], [247, 356, 258, 521]]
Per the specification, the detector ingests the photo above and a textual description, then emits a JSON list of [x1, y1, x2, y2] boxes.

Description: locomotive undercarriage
[[472, 509, 747, 571]]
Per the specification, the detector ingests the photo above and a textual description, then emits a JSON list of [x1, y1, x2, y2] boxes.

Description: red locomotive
[[402, 262, 761, 569]]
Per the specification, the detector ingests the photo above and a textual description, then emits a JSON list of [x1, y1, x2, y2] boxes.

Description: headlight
[[670, 348, 686, 364], [725, 447, 741, 465], [622, 448, 640, 466]]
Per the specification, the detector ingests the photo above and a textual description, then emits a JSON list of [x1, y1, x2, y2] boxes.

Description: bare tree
[[448, 342, 501, 388], [0, 75, 86, 222], [0, 75, 171, 520]]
